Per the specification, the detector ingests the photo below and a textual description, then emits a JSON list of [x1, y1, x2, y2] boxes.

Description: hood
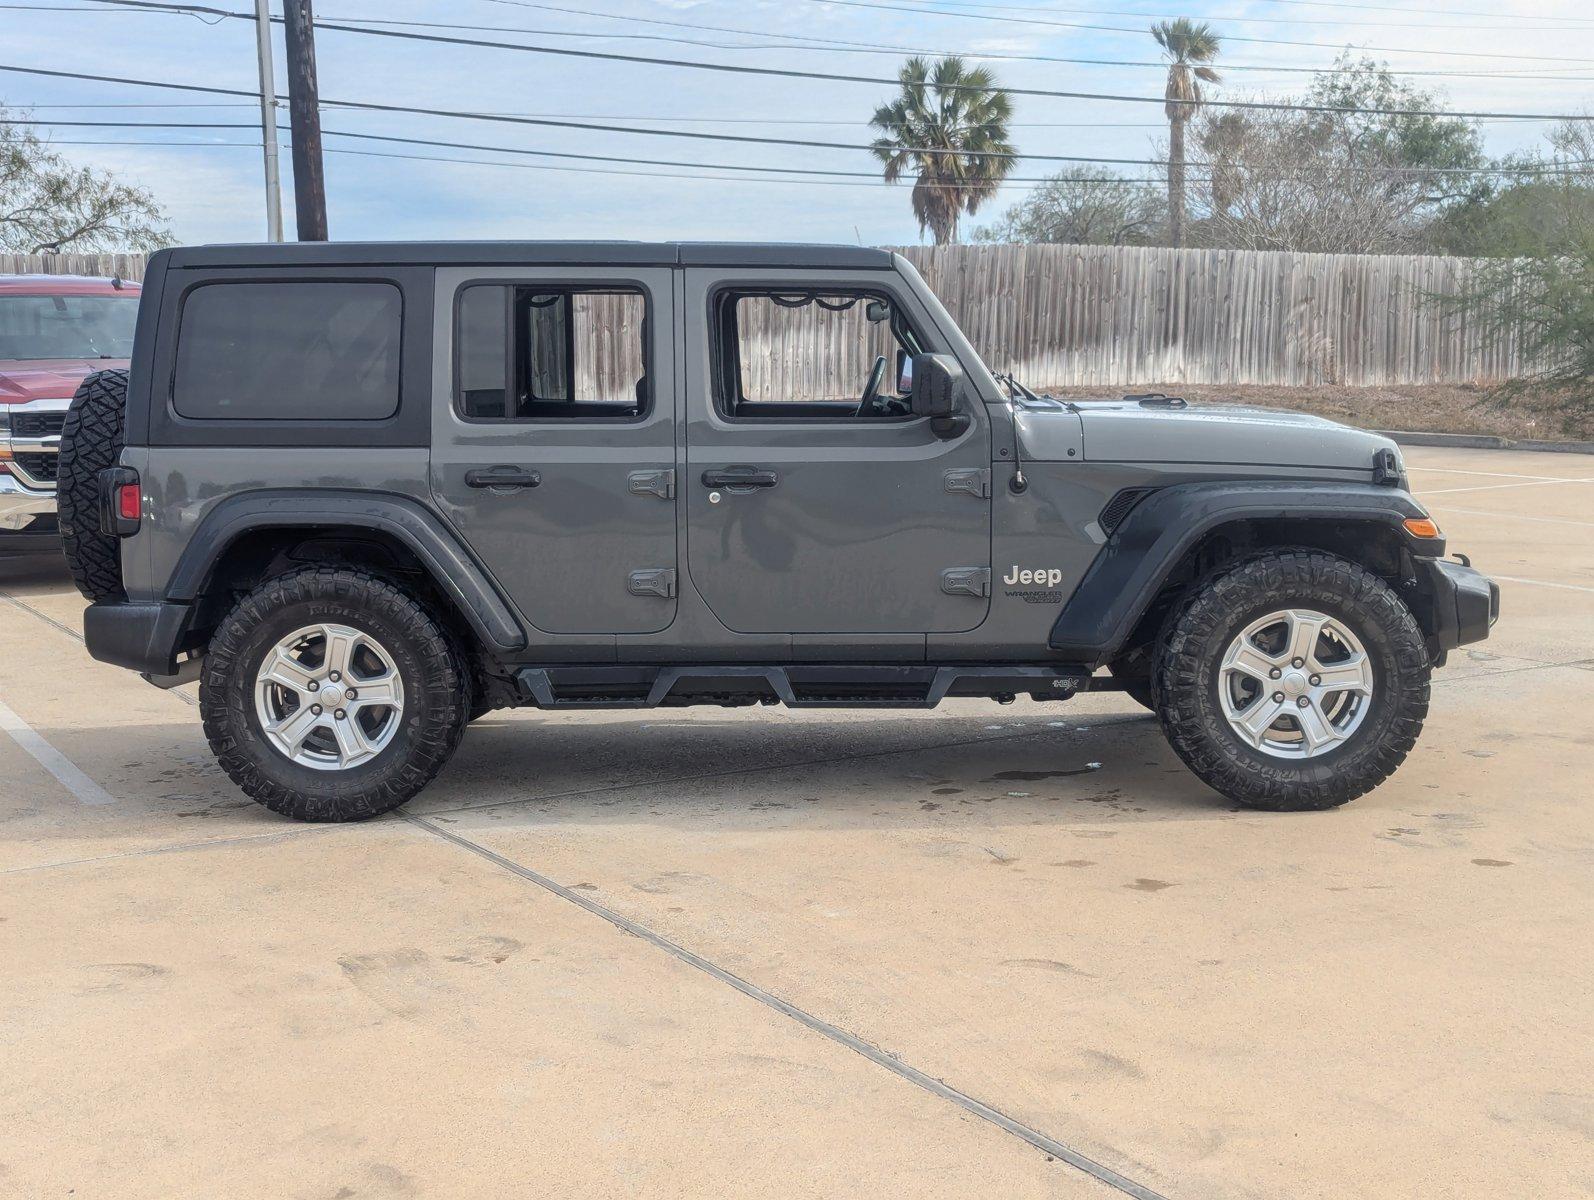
[[0, 359, 125, 404], [1016, 398, 1397, 472]]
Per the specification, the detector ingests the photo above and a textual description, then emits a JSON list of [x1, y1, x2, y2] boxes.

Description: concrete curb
[[1378, 430, 1594, 455]]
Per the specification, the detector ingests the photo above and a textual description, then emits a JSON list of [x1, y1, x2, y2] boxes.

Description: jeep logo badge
[[1003, 566, 1064, 588]]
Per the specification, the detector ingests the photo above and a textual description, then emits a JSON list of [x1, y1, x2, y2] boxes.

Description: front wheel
[[200, 567, 470, 821], [1154, 550, 1431, 811]]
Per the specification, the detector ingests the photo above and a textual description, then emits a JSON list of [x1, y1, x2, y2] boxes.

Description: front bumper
[[1, 396, 67, 543], [0, 472, 58, 543], [1415, 556, 1500, 659]]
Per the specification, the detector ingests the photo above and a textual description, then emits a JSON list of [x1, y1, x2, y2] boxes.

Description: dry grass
[[1047, 383, 1594, 443]]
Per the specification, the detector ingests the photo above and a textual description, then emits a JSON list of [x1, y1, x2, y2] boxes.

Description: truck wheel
[[1154, 550, 1430, 811], [199, 567, 469, 821], [56, 369, 129, 601]]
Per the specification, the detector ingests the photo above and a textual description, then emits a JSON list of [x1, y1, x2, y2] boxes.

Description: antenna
[[995, 373, 1029, 495]]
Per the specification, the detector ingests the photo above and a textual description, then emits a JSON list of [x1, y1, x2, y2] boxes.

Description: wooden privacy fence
[[896, 244, 1528, 388], [0, 252, 150, 281], [3, 245, 1534, 388]]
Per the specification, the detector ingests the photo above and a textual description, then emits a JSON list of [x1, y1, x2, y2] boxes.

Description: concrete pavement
[[2, 446, 1590, 1199]]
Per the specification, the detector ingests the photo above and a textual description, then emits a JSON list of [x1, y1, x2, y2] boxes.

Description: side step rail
[[513, 664, 1088, 710]]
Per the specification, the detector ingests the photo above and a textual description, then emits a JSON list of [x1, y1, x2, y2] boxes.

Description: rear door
[[430, 266, 677, 635], [682, 269, 992, 635]]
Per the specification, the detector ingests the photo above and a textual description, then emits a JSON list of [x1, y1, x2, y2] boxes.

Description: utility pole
[[252, 0, 284, 241], [281, 0, 328, 241]]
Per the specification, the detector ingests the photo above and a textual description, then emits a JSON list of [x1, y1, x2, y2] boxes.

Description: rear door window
[[455, 284, 648, 421], [172, 281, 402, 420]]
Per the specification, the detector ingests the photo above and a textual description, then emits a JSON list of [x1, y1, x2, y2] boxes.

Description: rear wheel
[[200, 567, 470, 821], [56, 369, 129, 601], [1154, 550, 1430, 811]]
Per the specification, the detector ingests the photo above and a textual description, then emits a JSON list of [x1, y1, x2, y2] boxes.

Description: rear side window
[[455, 284, 647, 421], [173, 281, 402, 420]]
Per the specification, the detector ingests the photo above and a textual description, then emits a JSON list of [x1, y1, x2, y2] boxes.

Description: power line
[[38, 134, 1169, 191], [36, 0, 1594, 81], [1242, 0, 1593, 23], [788, 0, 1594, 62], [346, 3, 1594, 83], [471, 0, 1594, 35], [0, 100, 257, 107], [11, 112, 1594, 182], [3, 98, 1163, 123], [0, 99, 1163, 125], [5, 64, 1593, 181], [76, 0, 1594, 69], [42, 131, 1582, 192], [2, 117, 254, 128], [10, 97, 1594, 177], [876, 0, 1594, 31], [64, 3, 1594, 120]]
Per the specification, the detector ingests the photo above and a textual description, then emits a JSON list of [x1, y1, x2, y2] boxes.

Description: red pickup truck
[[0, 274, 141, 551]]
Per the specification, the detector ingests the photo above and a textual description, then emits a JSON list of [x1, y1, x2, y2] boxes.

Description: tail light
[[97, 466, 141, 536], [117, 480, 141, 522]]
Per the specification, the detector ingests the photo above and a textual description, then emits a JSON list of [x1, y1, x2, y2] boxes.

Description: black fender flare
[[166, 489, 527, 653], [1048, 481, 1436, 664]]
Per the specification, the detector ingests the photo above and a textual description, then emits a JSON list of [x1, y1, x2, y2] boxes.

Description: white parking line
[[1407, 466, 1589, 482], [1494, 575, 1594, 596], [0, 695, 116, 806], [1419, 477, 1594, 496], [1426, 506, 1594, 529]]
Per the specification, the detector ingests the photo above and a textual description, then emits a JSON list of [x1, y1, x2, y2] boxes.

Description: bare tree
[[1186, 59, 1484, 254], [974, 168, 1165, 245], [1, 107, 169, 253], [1189, 110, 1419, 252]]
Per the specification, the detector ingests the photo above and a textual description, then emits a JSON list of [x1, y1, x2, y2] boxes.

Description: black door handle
[[702, 466, 778, 491], [466, 466, 541, 490]]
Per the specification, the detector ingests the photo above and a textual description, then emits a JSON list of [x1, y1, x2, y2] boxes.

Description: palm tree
[[1151, 19, 1222, 248], [870, 57, 1016, 245]]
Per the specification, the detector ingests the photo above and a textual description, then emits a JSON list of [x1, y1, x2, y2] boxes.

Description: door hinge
[[628, 469, 676, 500], [940, 567, 991, 597], [627, 568, 677, 599], [943, 467, 991, 499]]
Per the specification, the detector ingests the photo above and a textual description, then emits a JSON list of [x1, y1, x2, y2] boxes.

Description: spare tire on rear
[[57, 368, 129, 601]]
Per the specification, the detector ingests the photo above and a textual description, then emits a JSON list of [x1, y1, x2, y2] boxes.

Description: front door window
[[715, 289, 921, 421]]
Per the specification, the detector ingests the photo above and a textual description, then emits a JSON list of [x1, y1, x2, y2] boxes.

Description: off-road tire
[[1154, 550, 1430, 811], [200, 567, 470, 821], [56, 369, 129, 601]]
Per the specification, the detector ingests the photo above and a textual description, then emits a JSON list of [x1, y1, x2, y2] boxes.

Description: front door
[[430, 267, 677, 635], [683, 271, 991, 635]]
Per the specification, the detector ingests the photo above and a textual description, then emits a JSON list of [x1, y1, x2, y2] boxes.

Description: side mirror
[[895, 348, 913, 395], [910, 353, 971, 440]]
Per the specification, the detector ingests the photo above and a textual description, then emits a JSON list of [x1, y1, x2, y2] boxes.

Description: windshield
[[0, 293, 139, 360]]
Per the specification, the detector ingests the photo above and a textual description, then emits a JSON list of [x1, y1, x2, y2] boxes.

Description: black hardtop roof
[[159, 241, 896, 270]]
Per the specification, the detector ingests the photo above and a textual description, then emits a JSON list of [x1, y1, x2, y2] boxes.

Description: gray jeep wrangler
[[58, 242, 1497, 821]]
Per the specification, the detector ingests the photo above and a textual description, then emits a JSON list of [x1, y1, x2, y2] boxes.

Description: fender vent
[[1099, 487, 1155, 534]]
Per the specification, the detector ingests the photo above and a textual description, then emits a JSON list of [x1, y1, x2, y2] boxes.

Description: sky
[[3, 0, 1594, 247]]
